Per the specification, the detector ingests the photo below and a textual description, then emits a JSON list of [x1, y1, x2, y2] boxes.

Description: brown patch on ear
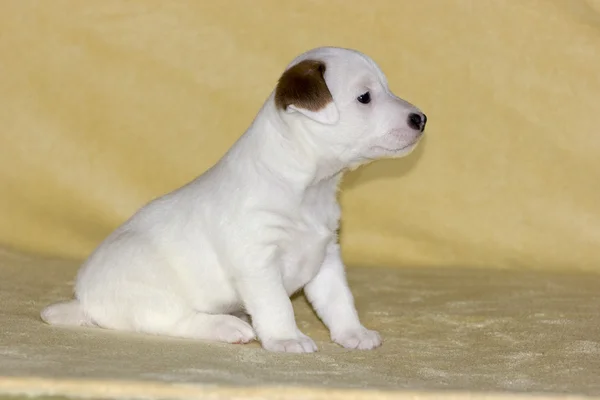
[[274, 60, 333, 112]]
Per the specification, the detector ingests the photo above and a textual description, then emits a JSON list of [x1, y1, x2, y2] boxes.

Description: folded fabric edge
[[0, 377, 596, 400]]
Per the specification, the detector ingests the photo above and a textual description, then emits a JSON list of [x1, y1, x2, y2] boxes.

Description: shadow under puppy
[[42, 46, 427, 353]]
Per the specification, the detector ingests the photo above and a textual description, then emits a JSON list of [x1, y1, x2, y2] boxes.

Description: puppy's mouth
[[371, 140, 419, 154]]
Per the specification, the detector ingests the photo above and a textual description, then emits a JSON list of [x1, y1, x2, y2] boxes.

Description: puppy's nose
[[408, 112, 427, 132]]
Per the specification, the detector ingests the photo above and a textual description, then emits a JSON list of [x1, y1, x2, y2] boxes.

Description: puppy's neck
[[222, 101, 344, 192]]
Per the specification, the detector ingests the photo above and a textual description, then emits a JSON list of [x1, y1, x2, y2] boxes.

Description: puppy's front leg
[[235, 251, 317, 353], [304, 242, 382, 350]]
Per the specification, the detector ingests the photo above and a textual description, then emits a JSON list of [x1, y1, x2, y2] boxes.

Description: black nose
[[408, 113, 427, 132]]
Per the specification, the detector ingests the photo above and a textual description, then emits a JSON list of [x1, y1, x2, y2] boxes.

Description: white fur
[[41, 47, 426, 353]]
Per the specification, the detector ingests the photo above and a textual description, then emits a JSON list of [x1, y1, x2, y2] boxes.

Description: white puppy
[[41, 46, 427, 353]]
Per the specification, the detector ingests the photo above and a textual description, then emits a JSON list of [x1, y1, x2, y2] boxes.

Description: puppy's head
[[274, 47, 426, 167]]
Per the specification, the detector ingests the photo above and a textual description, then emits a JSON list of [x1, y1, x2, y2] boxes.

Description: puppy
[[41, 46, 427, 353]]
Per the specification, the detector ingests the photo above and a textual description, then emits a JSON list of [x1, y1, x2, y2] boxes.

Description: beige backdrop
[[1, 0, 599, 271]]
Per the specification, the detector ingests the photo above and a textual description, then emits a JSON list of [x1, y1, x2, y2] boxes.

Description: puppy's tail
[[40, 300, 94, 327]]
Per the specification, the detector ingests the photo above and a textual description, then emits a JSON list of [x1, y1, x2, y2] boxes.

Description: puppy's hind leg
[[168, 312, 256, 344], [99, 287, 255, 343], [86, 288, 256, 344]]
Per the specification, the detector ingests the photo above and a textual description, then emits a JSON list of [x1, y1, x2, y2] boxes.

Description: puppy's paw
[[213, 315, 256, 344], [332, 327, 382, 350], [261, 335, 318, 353]]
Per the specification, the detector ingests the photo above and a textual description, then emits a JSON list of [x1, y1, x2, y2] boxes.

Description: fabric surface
[[1, 1, 600, 399], [1, 247, 600, 399]]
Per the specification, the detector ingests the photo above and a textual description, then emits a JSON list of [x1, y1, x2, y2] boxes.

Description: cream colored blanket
[[1, 247, 600, 399]]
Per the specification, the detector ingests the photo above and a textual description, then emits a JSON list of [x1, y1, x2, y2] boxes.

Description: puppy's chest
[[279, 204, 339, 295]]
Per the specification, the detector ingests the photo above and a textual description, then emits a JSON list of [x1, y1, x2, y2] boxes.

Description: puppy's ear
[[274, 60, 339, 125]]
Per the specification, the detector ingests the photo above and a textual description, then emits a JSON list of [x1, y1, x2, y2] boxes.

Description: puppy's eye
[[357, 92, 371, 104]]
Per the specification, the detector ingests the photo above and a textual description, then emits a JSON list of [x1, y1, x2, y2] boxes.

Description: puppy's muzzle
[[408, 112, 427, 132]]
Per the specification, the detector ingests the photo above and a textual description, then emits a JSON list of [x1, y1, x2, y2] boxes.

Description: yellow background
[[1, 0, 599, 271]]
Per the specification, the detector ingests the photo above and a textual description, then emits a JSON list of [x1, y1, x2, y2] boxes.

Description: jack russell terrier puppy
[[41, 46, 427, 353]]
